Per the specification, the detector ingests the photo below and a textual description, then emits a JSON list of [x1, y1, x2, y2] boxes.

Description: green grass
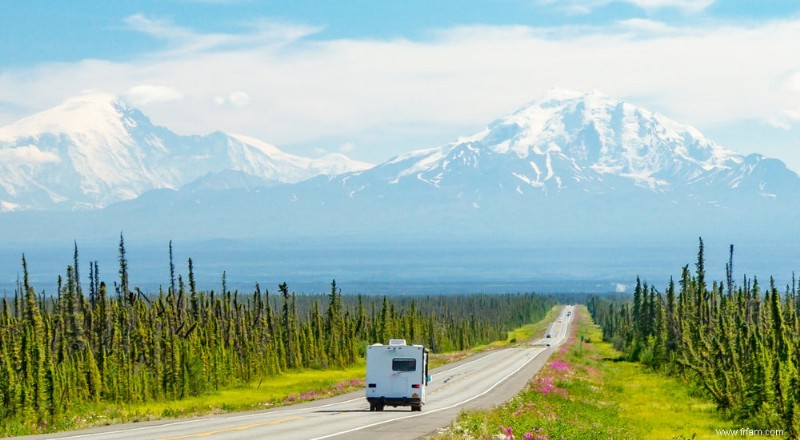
[[434, 306, 737, 439], [126, 360, 368, 419], [607, 360, 732, 439], [16, 361, 368, 435]]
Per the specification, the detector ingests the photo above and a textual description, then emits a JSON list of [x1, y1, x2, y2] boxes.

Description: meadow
[[435, 306, 737, 439]]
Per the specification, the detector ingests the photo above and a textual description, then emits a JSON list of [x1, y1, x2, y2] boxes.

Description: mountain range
[[318, 88, 795, 202], [1, 89, 799, 246], [0, 94, 371, 211]]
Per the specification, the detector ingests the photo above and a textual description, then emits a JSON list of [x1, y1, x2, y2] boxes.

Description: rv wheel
[[411, 404, 421, 412]]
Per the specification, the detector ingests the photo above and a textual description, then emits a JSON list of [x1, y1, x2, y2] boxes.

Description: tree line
[[0, 235, 557, 431], [588, 239, 800, 436]]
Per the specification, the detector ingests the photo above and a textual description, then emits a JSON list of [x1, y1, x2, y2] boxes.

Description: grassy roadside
[[433, 305, 737, 440], [9, 306, 564, 436], [4, 362, 368, 436]]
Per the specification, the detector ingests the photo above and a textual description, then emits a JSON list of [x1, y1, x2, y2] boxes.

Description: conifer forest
[[0, 235, 557, 430], [588, 239, 800, 436]]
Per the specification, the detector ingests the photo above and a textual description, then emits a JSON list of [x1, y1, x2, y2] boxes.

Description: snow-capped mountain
[[327, 88, 794, 205], [0, 94, 372, 211], [1, 89, 798, 245]]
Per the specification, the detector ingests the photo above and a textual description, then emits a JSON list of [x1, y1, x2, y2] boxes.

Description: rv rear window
[[392, 358, 416, 372]]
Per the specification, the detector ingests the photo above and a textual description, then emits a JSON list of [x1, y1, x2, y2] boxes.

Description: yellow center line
[[158, 416, 304, 439]]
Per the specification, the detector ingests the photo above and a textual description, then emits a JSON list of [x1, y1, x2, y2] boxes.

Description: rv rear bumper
[[367, 396, 421, 407]]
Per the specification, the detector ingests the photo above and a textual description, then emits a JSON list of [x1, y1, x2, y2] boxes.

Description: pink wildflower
[[499, 425, 515, 439], [298, 390, 319, 400], [538, 377, 555, 395], [548, 360, 571, 372]]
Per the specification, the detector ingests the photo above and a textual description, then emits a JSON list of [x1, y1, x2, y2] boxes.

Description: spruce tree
[[279, 283, 293, 368]]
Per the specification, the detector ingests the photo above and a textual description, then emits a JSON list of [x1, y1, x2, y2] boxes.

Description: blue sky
[[2, 0, 800, 167]]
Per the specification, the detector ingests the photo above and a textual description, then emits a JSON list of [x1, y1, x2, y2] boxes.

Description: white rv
[[366, 339, 430, 411]]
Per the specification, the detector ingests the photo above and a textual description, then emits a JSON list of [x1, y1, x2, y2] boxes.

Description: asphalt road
[[26, 306, 574, 440]]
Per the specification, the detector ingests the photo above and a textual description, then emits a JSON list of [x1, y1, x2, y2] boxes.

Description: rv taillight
[[411, 384, 420, 389], [368, 384, 377, 388]]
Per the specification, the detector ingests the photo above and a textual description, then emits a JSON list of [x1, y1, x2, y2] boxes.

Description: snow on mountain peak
[[0, 93, 374, 210], [0, 93, 132, 142], [356, 89, 755, 198], [227, 133, 288, 158], [311, 153, 373, 176], [476, 89, 741, 182], [225, 134, 373, 182]]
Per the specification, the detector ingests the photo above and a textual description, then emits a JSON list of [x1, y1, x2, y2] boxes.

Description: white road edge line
[[51, 397, 365, 439], [309, 345, 551, 440]]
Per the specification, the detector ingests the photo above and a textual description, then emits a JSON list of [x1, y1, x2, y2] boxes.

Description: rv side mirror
[[426, 374, 432, 384]]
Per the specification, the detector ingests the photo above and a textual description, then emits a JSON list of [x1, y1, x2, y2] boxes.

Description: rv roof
[[388, 339, 407, 346]]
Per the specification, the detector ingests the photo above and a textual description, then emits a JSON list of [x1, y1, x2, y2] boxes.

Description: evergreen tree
[[589, 239, 800, 435], [117, 233, 132, 305], [0, 240, 558, 434], [279, 283, 293, 368]]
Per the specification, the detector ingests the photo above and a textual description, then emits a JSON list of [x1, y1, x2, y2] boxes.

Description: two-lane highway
[[29, 306, 575, 440]]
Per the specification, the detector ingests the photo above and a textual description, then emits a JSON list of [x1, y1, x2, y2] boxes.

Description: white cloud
[[765, 72, 800, 129], [563, 5, 592, 15], [124, 14, 188, 41], [0, 200, 20, 212], [123, 13, 321, 56], [627, 0, 715, 12], [541, 0, 715, 14], [339, 142, 356, 153], [768, 109, 800, 130], [228, 91, 252, 107], [618, 18, 675, 33], [767, 117, 792, 130], [122, 85, 184, 106], [782, 71, 800, 93], [0, 15, 799, 164], [214, 91, 252, 108], [0, 145, 60, 165], [615, 283, 628, 293]]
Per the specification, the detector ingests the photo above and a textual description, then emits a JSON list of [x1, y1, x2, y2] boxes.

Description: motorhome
[[366, 339, 430, 411]]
